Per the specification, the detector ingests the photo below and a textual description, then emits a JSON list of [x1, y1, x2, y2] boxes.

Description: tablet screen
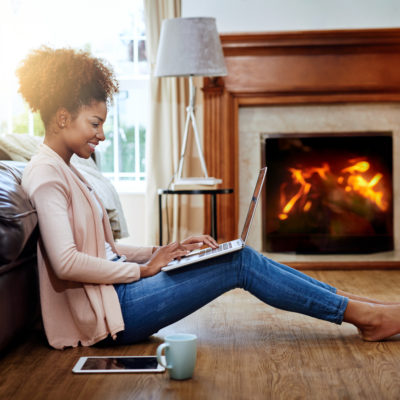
[[81, 357, 159, 371]]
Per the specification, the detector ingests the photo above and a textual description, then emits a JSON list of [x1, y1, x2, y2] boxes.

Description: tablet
[[72, 356, 165, 373]]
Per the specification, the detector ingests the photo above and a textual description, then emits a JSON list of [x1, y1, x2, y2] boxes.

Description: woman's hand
[[139, 235, 219, 278], [140, 242, 191, 278], [181, 235, 219, 250]]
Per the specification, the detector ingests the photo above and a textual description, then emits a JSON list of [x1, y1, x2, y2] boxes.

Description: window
[[0, 0, 149, 192]]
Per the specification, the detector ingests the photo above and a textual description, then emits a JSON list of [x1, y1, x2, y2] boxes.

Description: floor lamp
[[155, 17, 227, 187]]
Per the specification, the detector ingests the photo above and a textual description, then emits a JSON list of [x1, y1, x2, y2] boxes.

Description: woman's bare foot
[[344, 300, 400, 341]]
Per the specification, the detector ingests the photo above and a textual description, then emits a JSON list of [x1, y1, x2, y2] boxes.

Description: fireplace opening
[[262, 132, 393, 254]]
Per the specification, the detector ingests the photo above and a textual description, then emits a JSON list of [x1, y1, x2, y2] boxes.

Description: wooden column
[[202, 78, 237, 242]]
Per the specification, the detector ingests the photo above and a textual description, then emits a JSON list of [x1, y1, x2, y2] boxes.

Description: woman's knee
[[240, 245, 262, 264], [234, 246, 266, 288]]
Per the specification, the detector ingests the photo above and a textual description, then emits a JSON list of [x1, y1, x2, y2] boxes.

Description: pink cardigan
[[22, 144, 152, 349]]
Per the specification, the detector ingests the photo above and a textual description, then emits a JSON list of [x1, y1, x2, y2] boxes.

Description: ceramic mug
[[156, 333, 197, 380]]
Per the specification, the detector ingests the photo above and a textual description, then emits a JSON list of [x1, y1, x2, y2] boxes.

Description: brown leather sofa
[[0, 161, 40, 353]]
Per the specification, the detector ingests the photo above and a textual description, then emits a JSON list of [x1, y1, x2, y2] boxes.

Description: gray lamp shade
[[155, 17, 227, 77]]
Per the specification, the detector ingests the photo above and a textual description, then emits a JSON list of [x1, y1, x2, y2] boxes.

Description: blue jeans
[[111, 246, 348, 345]]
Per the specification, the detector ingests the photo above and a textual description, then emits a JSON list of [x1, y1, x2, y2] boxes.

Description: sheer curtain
[[144, 0, 204, 245]]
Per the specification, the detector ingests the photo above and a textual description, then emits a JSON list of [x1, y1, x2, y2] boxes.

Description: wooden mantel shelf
[[202, 28, 400, 268], [264, 251, 400, 270]]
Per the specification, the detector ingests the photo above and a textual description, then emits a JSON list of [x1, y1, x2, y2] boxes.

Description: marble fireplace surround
[[202, 28, 400, 268], [238, 103, 400, 266]]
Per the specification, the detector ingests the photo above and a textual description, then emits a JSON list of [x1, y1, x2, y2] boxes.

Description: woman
[[18, 46, 400, 350]]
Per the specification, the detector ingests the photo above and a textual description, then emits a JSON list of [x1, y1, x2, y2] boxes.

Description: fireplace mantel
[[202, 28, 400, 254]]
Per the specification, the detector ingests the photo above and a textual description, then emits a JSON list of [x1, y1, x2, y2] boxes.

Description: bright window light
[[0, 0, 149, 193]]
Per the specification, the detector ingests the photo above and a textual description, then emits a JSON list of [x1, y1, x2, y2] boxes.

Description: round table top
[[158, 188, 233, 195]]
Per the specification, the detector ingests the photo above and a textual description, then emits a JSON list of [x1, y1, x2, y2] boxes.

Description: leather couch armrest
[[0, 161, 38, 266]]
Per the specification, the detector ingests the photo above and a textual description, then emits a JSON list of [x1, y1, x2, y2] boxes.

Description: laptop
[[162, 167, 267, 272]]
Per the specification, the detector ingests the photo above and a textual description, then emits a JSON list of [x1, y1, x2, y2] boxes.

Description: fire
[[278, 159, 388, 221], [342, 161, 369, 174]]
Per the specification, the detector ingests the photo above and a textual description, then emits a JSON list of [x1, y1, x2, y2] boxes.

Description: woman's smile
[[88, 142, 98, 153]]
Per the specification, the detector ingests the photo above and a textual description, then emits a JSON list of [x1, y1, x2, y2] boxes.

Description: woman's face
[[59, 100, 107, 162]]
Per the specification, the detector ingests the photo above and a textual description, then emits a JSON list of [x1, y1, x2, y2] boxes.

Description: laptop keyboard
[[198, 241, 233, 257]]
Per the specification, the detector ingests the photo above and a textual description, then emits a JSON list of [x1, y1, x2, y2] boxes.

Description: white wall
[[117, 192, 147, 246], [182, 0, 400, 32]]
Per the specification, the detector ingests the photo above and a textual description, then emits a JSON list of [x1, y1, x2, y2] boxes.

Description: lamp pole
[[176, 75, 209, 181]]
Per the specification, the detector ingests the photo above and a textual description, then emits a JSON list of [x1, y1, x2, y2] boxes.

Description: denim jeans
[[111, 246, 348, 345]]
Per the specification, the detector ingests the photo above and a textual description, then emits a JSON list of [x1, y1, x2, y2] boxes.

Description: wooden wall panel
[[224, 53, 400, 94], [203, 28, 400, 240]]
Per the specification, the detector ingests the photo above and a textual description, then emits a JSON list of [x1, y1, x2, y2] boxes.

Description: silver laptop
[[162, 167, 267, 272]]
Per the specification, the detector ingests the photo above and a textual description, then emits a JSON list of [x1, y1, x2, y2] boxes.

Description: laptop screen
[[241, 167, 267, 243]]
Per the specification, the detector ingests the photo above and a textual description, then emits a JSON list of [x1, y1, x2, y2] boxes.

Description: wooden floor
[[2, 270, 400, 400]]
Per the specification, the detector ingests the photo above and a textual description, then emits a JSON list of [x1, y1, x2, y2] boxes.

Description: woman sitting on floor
[[17, 46, 400, 349]]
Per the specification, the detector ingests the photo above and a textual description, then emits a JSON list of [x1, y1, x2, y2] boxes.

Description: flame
[[278, 159, 388, 220], [342, 160, 369, 174], [346, 173, 386, 211]]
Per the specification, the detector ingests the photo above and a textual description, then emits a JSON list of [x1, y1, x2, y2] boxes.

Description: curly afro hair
[[16, 46, 119, 127]]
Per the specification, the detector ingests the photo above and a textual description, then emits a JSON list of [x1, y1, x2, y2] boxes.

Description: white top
[[88, 187, 118, 261]]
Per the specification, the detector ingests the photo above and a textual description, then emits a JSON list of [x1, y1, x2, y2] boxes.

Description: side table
[[158, 188, 234, 245]]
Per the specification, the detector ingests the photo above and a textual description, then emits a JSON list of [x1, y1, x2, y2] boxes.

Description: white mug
[[156, 333, 197, 380]]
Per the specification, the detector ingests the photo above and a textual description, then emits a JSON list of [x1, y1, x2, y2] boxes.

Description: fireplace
[[262, 132, 393, 254], [202, 28, 400, 268]]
